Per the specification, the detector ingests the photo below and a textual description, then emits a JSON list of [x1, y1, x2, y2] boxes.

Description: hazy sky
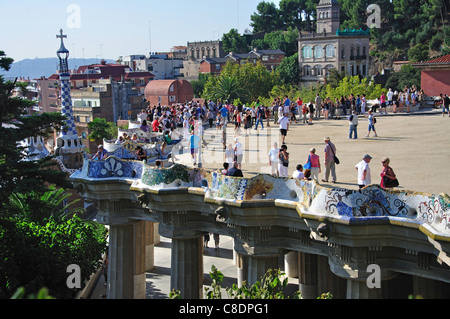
[[1, 0, 281, 62]]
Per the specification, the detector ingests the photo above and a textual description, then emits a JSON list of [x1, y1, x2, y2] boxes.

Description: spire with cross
[[57, 29, 70, 74]]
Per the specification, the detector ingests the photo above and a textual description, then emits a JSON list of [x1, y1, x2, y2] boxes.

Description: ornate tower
[[54, 29, 84, 169], [316, 0, 340, 34]]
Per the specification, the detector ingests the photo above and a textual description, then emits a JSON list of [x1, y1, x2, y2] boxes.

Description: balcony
[[350, 55, 367, 61]]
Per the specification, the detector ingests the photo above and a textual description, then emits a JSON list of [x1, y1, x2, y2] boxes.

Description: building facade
[[144, 79, 193, 106], [298, 0, 370, 87], [412, 54, 450, 97]]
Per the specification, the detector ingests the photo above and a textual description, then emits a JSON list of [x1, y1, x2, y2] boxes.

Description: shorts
[[280, 129, 287, 136], [191, 148, 198, 155], [368, 123, 375, 131], [236, 154, 243, 163]]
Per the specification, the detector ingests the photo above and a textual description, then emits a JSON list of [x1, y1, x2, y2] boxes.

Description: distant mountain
[[0, 57, 116, 80]]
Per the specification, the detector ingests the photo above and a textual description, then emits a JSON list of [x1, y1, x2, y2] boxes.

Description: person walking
[[268, 142, 280, 177], [255, 105, 264, 130], [278, 112, 290, 144], [365, 110, 378, 137], [308, 148, 321, 184], [322, 137, 337, 183], [277, 144, 289, 178], [355, 154, 372, 189], [189, 130, 201, 166], [348, 110, 359, 139], [315, 94, 322, 119], [308, 102, 315, 125]]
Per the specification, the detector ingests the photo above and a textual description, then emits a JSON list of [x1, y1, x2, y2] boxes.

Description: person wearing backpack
[[365, 110, 378, 138]]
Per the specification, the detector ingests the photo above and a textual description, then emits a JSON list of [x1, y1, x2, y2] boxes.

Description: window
[[325, 45, 335, 58], [314, 65, 323, 76], [303, 65, 312, 76], [170, 84, 174, 92], [169, 96, 176, 102], [215, 64, 221, 70], [314, 45, 323, 58], [302, 46, 312, 59], [262, 55, 269, 61], [341, 47, 345, 59]]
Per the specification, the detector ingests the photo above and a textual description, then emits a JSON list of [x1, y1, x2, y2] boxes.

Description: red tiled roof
[[412, 54, 450, 65]]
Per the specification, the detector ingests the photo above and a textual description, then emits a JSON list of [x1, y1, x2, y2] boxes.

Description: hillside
[[0, 58, 116, 80]]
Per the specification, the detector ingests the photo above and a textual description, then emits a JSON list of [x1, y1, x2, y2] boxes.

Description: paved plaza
[[89, 107, 450, 300], [181, 108, 450, 196]]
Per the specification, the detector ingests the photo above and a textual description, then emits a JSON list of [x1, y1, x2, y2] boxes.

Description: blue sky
[[1, 0, 281, 62]]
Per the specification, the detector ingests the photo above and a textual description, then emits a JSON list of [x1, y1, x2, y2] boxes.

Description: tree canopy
[[0, 51, 71, 209]]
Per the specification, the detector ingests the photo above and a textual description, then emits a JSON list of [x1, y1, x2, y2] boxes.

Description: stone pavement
[[89, 106, 450, 299]]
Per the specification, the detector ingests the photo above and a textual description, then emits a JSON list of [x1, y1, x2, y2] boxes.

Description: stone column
[[346, 279, 382, 299], [144, 221, 155, 272], [284, 251, 299, 278], [236, 253, 248, 287], [107, 221, 146, 299], [246, 255, 279, 286], [171, 237, 203, 299], [298, 252, 318, 299]]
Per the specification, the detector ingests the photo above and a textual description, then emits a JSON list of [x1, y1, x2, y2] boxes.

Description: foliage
[[190, 73, 210, 98], [0, 51, 71, 212], [251, 0, 318, 33], [277, 52, 300, 85], [222, 29, 250, 54], [407, 43, 430, 63], [87, 117, 116, 142], [204, 266, 301, 299], [251, 27, 299, 57], [7, 186, 85, 224], [250, 1, 283, 33], [0, 214, 107, 299], [202, 61, 279, 105], [385, 64, 421, 92], [10, 287, 55, 299]]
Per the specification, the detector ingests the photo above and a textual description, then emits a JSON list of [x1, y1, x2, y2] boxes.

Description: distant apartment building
[[122, 54, 184, 80], [298, 0, 370, 87], [38, 59, 153, 113], [225, 48, 286, 71], [182, 40, 226, 80]]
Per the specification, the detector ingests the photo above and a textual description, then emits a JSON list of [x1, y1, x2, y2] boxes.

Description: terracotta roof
[[144, 79, 179, 96], [411, 54, 450, 65]]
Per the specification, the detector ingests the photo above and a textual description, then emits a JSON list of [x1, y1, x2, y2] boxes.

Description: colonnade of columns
[[104, 219, 449, 299]]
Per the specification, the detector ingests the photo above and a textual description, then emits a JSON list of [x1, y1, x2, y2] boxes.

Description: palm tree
[[9, 187, 85, 224], [213, 76, 242, 103]]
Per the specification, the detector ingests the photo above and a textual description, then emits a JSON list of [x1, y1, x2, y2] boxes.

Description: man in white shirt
[[268, 142, 280, 176], [348, 111, 359, 139], [278, 114, 290, 144], [387, 88, 394, 108], [355, 154, 372, 189], [292, 164, 304, 179]]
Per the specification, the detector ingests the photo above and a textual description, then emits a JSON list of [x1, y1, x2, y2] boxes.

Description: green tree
[[252, 27, 299, 57], [203, 61, 279, 105], [0, 214, 107, 299], [222, 29, 250, 54], [0, 51, 70, 211], [250, 1, 282, 33], [385, 64, 421, 92], [408, 43, 430, 62], [87, 117, 116, 143], [277, 52, 300, 85]]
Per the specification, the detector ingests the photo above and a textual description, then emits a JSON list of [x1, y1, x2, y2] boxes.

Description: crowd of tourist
[[118, 83, 444, 189]]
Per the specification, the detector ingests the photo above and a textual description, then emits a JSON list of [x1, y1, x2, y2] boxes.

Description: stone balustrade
[[70, 161, 450, 299]]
